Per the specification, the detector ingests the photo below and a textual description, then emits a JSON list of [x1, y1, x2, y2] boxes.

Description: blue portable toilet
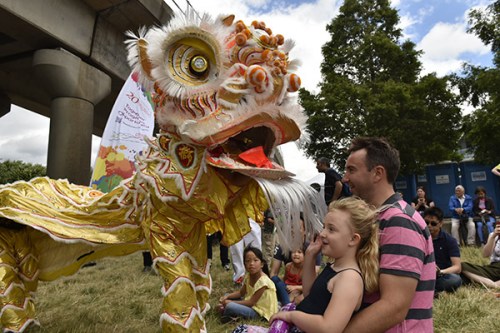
[[426, 163, 460, 217], [394, 175, 416, 205], [460, 162, 500, 213]]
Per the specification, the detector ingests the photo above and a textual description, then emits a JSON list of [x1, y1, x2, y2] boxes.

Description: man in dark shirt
[[316, 157, 342, 205], [423, 207, 462, 295]]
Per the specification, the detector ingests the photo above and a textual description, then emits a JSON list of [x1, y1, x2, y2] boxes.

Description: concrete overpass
[[0, 0, 173, 184]]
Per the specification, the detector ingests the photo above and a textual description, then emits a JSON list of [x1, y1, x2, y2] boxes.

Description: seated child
[[272, 248, 304, 305], [232, 197, 379, 333], [218, 246, 278, 323]]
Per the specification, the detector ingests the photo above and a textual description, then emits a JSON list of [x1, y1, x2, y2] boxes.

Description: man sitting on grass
[[423, 207, 462, 296]]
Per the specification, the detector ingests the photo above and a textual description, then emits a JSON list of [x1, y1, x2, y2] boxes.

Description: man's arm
[[344, 273, 418, 333], [463, 198, 473, 215], [332, 180, 343, 200], [492, 166, 500, 177], [440, 257, 461, 275]]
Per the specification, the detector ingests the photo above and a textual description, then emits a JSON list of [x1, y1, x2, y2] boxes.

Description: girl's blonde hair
[[329, 197, 379, 293]]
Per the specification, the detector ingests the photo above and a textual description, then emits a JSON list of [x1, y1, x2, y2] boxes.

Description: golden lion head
[[126, 12, 307, 180]]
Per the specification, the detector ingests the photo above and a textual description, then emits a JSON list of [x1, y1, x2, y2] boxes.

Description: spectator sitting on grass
[[423, 207, 462, 296], [461, 222, 500, 290], [272, 247, 305, 306], [472, 186, 496, 245], [270, 215, 322, 283]]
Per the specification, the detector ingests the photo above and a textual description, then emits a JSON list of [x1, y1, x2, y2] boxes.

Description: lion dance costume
[[0, 11, 325, 332]]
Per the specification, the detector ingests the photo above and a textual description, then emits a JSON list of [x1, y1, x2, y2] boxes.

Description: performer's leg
[[246, 218, 262, 250], [0, 227, 39, 333], [230, 239, 245, 283], [149, 223, 211, 333]]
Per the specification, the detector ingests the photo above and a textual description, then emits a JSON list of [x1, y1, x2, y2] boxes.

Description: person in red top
[[283, 249, 304, 303], [272, 247, 305, 305]]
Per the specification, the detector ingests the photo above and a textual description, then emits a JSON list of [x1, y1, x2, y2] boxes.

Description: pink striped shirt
[[364, 194, 435, 332]]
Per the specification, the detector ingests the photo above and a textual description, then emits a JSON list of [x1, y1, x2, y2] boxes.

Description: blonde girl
[[268, 197, 379, 333]]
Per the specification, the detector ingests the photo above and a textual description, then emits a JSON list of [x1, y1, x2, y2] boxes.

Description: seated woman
[[472, 186, 496, 245], [461, 222, 500, 289], [411, 186, 434, 215]]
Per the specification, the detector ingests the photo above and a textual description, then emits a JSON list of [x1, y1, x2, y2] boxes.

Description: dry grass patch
[[19, 246, 500, 332]]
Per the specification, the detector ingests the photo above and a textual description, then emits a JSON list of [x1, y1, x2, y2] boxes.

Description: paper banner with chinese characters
[[90, 72, 155, 192]]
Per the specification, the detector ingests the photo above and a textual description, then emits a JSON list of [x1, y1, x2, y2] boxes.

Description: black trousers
[[207, 231, 229, 266]]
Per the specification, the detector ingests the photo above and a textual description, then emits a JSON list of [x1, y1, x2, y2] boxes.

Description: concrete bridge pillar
[[33, 49, 111, 185]]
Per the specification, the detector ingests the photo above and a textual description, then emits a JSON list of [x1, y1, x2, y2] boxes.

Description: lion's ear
[[221, 14, 235, 26], [136, 39, 153, 79]]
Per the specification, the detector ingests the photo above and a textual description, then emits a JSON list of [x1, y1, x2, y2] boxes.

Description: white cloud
[[0, 106, 102, 166], [418, 21, 490, 75]]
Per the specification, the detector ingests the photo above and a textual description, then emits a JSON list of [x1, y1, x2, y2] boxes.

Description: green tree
[[0, 160, 46, 184], [453, 1, 499, 165], [300, 0, 462, 174]]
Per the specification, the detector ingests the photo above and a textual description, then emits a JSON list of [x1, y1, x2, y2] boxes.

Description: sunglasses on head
[[425, 220, 439, 227]]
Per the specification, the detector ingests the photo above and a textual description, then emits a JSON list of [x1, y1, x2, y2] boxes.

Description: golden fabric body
[[0, 135, 267, 332]]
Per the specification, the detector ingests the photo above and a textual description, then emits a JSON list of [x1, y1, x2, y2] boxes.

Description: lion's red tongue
[[239, 146, 274, 168]]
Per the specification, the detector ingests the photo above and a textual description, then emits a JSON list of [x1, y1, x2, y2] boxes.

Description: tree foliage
[[452, 1, 499, 165], [0, 160, 46, 184], [300, 0, 462, 174]]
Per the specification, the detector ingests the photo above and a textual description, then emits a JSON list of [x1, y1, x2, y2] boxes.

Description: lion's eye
[[190, 55, 208, 75], [166, 36, 219, 89]]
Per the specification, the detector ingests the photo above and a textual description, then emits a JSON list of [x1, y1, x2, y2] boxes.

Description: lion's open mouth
[[206, 126, 293, 178]]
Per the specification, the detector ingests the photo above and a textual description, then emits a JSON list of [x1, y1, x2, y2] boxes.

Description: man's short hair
[[347, 137, 400, 184], [423, 206, 444, 222], [316, 157, 330, 167]]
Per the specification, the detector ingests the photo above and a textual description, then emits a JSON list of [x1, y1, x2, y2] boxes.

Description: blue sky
[[0, 0, 494, 180]]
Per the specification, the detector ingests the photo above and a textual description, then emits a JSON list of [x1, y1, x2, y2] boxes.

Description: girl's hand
[[306, 234, 322, 257], [270, 310, 291, 323], [219, 295, 227, 303]]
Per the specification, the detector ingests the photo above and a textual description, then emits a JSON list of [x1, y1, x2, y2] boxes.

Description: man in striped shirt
[[343, 137, 435, 332]]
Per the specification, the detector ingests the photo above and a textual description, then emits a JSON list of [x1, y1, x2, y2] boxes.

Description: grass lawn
[[22, 246, 500, 332]]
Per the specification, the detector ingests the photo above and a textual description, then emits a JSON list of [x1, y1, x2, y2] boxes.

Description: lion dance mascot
[[0, 11, 325, 333]]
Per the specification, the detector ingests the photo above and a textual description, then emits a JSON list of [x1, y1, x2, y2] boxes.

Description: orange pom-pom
[[261, 49, 271, 60], [245, 65, 267, 88], [265, 28, 272, 35], [276, 34, 285, 45], [236, 22, 246, 32], [259, 35, 270, 44], [235, 33, 247, 46], [251, 20, 259, 28], [287, 74, 301, 92], [269, 36, 277, 46]]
